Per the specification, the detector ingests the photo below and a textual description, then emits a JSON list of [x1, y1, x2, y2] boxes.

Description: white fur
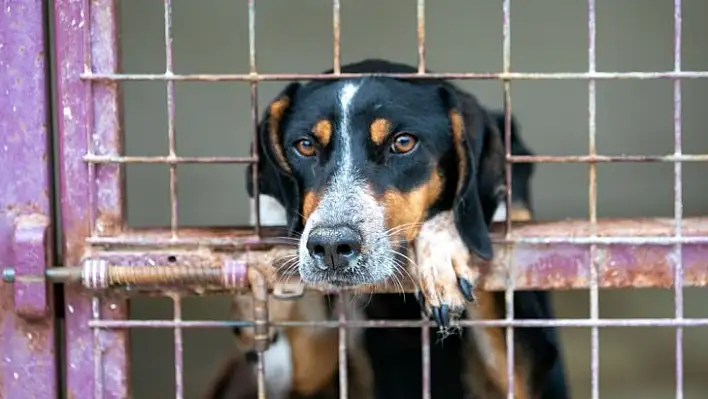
[[249, 195, 288, 226], [262, 332, 294, 399]]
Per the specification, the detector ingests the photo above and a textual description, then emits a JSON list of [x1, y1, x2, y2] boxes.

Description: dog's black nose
[[306, 226, 362, 270]]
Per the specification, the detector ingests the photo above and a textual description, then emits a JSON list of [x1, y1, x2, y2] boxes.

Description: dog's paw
[[412, 211, 480, 330]]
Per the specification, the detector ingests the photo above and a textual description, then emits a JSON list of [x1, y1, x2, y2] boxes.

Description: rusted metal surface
[[54, 0, 129, 398], [5, 219, 699, 296], [0, 1, 57, 397]]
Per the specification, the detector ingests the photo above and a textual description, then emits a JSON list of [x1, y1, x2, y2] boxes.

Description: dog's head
[[248, 72, 504, 287]]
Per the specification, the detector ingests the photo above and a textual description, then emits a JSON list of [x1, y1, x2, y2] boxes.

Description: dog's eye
[[294, 139, 317, 157], [390, 133, 417, 154]]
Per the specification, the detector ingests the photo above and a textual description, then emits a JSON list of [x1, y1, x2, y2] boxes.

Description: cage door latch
[[4, 214, 52, 320]]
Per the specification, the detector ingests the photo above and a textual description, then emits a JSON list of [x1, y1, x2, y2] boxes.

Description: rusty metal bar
[[87, 318, 708, 329], [80, 70, 708, 82], [55, 0, 130, 397], [248, 0, 262, 236], [332, 0, 341, 74], [83, 0, 97, 236], [84, 155, 258, 164], [173, 295, 184, 399], [81, 153, 708, 165], [507, 154, 708, 163], [337, 294, 348, 399], [501, 1, 515, 397], [416, 2, 431, 397], [92, 297, 104, 399], [76, 218, 708, 247], [421, 313, 431, 399], [164, 0, 179, 237], [587, 1, 600, 398], [673, 1, 684, 398], [417, 0, 426, 74]]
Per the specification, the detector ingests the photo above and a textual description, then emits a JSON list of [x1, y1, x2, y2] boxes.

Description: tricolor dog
[[245, 59, 569, 398]]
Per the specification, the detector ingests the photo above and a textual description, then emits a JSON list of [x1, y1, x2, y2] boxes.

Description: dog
[[245, 59, 569, 398], [202, 291, 373, 399]]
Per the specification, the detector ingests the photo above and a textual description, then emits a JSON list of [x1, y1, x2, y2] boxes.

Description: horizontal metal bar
[[83, 155, 256, 164], [80, 70, 708, 82], [508, 154, 708, 163], [83, 215, 708, 247], [6, 219, 702, 291], [88, 318, 708, 329], [81, 154, 708, 165]]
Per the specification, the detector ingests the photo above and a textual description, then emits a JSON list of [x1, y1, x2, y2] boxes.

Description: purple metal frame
[[0, 0, 692, 398], [0, 1, 57, 398]]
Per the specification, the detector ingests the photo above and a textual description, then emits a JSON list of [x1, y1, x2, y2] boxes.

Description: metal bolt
[[2, 268, 15, 283]]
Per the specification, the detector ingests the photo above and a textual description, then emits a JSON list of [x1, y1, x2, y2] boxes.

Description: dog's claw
[[432, 307, 442, 327], [415, 290, 429, 315], [431, 305, 451, 328], [458, 278, 476, 302], [439, 304, 450, 327]]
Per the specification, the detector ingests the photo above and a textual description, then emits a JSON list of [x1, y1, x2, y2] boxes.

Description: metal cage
[[1, 0, 707, 398]]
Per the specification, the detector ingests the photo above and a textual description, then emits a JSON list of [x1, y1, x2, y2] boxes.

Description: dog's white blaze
[[262, 332, 294, 399], [336, 82, 360, 178]]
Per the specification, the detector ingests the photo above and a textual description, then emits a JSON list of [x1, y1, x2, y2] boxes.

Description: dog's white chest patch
[[261, 333, 294, 399]]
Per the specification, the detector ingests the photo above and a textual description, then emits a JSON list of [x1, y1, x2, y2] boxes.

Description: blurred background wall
[[74, 0, 708, 397]]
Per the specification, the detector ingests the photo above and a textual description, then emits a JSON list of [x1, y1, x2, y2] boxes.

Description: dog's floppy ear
[[246, 82, 303, 234], [439, 86, 504, 261]]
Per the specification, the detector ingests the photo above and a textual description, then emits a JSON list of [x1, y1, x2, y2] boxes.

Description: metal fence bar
[[0, 1, 57, 397], [673, 1, 684, 398], [88, 318, 708, 329], [80, 70, 708, 81], [249, 0, 262, 236], [78, 217, 708, 246], [416, 2, 431, 397], [586, 1, 600, 398], [80, 153, 708, 165], [329, 3, 348, 397], [246, 3, 269, 398], [92, 297, 105, 399], [337, 294, 348, 399], [55, 0, 130, 398], [333, 0, 341, 74], [173, 295, 184, 399], [501, 1, 516, 397], [164, 0, 179, 237], [81, 153, 708, 165]]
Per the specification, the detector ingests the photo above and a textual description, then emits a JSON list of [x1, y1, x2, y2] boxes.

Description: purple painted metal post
[[0, 1, 58, 398], [54, 0, 129, 398]]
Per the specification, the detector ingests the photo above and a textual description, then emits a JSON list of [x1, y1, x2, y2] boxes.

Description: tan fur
[[302, 192, 322, 224], [382, 169, 443, 243], [215, 292, 372, 399], [449, 110, 468, 197], [267, 98, 292, 173], [369, 118, 392, 145], [312, 120, 333, 147]]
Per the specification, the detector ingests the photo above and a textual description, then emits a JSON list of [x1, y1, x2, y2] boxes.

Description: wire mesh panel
[[47, 0, 708, 398]]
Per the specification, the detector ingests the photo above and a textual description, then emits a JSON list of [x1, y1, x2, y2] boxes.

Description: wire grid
[[72, 0, 701, 398]]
